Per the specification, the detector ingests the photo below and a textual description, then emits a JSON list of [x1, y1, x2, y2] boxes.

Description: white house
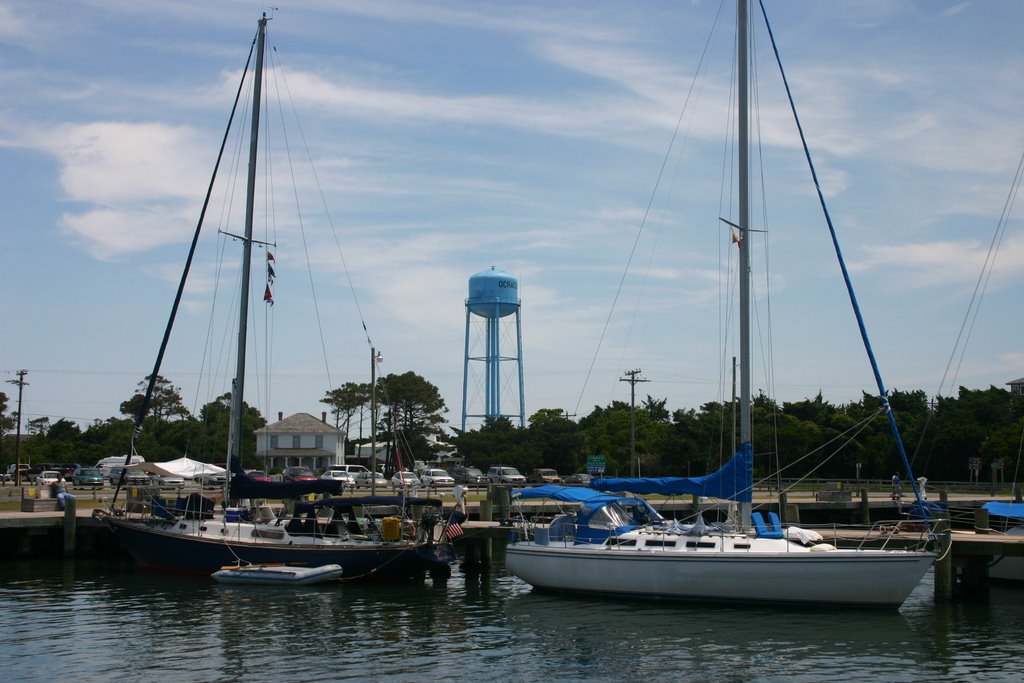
[[256, 412, 345, 473], [1008, 377, 1024, 396]]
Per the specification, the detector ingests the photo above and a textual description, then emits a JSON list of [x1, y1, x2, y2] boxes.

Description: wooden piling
[[859, 489, 870, 525], [974, 507, 990, 534], [63, 497, 77, 557], [933, 516, 952, 602]]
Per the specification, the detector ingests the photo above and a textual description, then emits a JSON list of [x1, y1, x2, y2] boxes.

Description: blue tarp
[[591, 442, 753, 502], [512, 485, 628, 504], [982, 502, 1024, 521]]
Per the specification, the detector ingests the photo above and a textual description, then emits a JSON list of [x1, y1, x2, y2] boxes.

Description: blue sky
[[2, 0, 1022, 438]]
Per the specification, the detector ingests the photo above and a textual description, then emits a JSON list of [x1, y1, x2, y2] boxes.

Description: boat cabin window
[[644, 539, 678, 548], [606, 538, 637, 547], [586, 503, 633, 529], [684, 541, 718, 549]]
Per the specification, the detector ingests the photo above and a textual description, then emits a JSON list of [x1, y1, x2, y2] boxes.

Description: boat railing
[[794, 519, 933, 552]]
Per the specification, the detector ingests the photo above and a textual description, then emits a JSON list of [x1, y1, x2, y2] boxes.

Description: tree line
[[451, 386, 1024, 483], [2, 378, 1021, 483]]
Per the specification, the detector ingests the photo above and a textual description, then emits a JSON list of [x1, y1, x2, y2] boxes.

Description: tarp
[[154, 457, 226, 478], [591, 442, 753, 502], [982, 502, 1024, 521], [230, 471, 348, 500], [512, 485, 625, 504], [511, 484, 664, 527]]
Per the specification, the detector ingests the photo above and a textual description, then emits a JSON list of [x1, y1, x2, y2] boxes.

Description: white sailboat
[[505, 0, 937, 608]]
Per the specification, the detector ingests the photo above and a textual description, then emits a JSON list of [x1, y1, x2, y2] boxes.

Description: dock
[[3, 483, 1023, 602]]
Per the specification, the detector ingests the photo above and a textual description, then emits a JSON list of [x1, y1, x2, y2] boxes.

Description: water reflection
[[2, 561, 1024, 682]]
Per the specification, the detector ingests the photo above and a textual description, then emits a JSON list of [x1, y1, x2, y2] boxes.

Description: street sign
[[586, 455, 606, 475]]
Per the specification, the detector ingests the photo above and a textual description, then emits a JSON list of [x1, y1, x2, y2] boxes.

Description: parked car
[[246, 470, 272, 483], [419, 468, 455, 488], [320, 470, 356, 487], [530, 468, 562, 485], [282, 466, 316, 482], [563, 472, 593, 486], [123, 469, 151, 486], [412, 460, 430, 475], [196, 472, 228, 488], [35, 470, 62, 487], [487, 466, 526, 485], [353, 470, 388, 489], [72, 466, 105, 488], [391, 471, 420, 491], [151, 473, 186, 489], [450, 465, 488, 485]]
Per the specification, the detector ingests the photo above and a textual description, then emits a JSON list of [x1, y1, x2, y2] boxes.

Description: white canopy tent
[[127, 457, 227, 479]]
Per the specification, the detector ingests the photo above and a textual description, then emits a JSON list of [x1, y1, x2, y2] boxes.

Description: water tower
[[462, 267, 525, 430]]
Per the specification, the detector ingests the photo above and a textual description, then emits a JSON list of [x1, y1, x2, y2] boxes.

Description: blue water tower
[[462, 267, 525, 430]]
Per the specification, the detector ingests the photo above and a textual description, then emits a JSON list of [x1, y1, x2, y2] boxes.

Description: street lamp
[[370, 348, 382, 495]]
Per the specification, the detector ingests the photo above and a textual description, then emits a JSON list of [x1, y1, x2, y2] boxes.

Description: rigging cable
[[113, 29, 258, 507], [757, 0, 928, 512], [572, 0, 727, 419], [912, 147, 1024, 475]]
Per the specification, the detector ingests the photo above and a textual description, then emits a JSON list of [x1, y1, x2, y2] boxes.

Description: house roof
[[1008, 378, 1024, 386], [258, 412, 343, 435]]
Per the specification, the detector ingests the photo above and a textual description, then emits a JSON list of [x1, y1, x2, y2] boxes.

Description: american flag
[[445, 510, 467, 541]]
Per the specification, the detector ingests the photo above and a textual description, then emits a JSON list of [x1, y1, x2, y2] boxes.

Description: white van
[[96, 455, 145, 482], [334, 464, 370, 476]]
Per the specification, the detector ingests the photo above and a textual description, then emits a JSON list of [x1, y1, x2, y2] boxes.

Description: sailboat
[[504, 0, 937, 607], [96, 15, 455, 580]]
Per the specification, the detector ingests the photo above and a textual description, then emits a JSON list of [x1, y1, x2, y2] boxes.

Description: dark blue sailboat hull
[[106, 518, 454, 580]]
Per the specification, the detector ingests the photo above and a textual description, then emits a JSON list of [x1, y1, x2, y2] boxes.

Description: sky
[[2, 0, 1022, 440]]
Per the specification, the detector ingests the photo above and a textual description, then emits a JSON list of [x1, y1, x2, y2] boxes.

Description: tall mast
[[737, 0, 752, 528], [227, 14, 267, 479]]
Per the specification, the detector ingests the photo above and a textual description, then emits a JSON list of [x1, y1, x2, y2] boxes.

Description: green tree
[[119, 375, 190, 421], [321, 382, 371, 439], [377, 372, 447, 463]]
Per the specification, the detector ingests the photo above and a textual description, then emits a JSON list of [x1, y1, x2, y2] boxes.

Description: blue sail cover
[[982, 502, 1024, 521], [512, 485, 626, 504], [230, 470, 350, 500], [591, 442, 753, 502]]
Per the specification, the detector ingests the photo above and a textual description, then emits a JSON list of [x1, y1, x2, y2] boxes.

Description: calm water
[[3, 558, 1024, 682]]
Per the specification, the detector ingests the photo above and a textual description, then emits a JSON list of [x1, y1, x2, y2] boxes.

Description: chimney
[[278, 411, 283, 422], [322, 411, 327, 424]]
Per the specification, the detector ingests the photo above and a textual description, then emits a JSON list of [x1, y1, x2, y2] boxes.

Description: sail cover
[[591, 442, 753, 502], [982, 502, 1024, 521], [230, 470, 349, 500]]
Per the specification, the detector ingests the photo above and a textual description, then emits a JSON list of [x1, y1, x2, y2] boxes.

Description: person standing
[[891, 473, 901, 501], [453, 483, 466, 513]]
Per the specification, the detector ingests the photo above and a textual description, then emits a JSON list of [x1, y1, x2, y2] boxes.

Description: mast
[[226, 14, 268, 486], [737, 0, 752, 529]]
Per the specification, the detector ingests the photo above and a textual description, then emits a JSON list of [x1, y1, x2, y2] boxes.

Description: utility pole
[[6, 370, 28, 487], [620, 369, 649, 477], [370, 348, 382, 495]]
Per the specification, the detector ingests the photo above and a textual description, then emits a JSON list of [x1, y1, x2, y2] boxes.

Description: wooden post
[[933, 516, 952, 603], [1016, 484, 1022, 503], [974, 507, 990, 534], [63, 496, 77, 558], [478, 499, 493, 566], [778, 491, 788, 524], [860, 489, 870, 525]]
